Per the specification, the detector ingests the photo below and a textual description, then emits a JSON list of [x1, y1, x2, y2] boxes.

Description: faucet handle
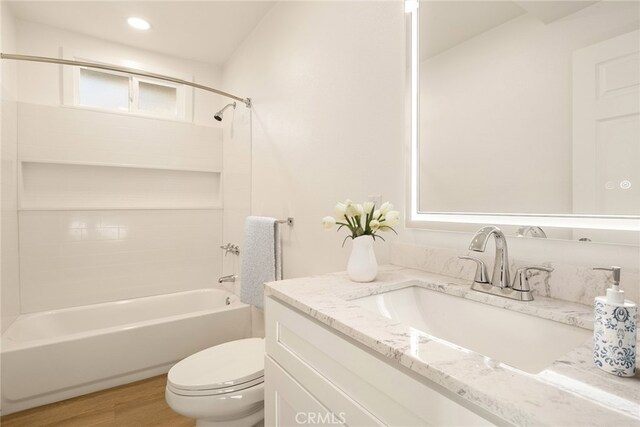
[[458, 255, 489, 284], [517, 226, 547, 238], [512, 266, 554, 291], [220, 243, 240, 256]]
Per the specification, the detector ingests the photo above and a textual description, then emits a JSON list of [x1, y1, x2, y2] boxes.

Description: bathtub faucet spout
[[218, 274, 237, 283]]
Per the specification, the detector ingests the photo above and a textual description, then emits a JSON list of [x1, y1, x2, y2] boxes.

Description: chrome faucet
[[517, 225, 547, 238], [218, 274, 237, 283], [459, 226, 553, 301], [468, 226, 510, 288]]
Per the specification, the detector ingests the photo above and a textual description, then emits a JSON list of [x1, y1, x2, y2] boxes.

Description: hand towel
[[240, 216, 282, 309]]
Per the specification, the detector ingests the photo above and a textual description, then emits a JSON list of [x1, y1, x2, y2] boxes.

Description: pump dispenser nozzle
[[594, 266, 624, 304]]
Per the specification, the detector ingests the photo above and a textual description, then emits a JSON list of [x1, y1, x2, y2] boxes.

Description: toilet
[[165, 338, 265, 427]]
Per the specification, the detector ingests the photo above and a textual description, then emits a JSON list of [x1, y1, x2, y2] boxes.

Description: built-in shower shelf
[[19, 158, 221, 174], [20, 160, 222, 210], [19, 206, 223, 211]]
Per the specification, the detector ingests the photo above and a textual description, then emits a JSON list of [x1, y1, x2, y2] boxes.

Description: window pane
[[79, 68, 129, 111], [138, 81, 177, 116]]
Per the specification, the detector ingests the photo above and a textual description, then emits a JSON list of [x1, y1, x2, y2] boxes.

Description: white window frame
[[72, 66, 132, 113], [61, 48, 193, 122], [132, 75, 187, 120]]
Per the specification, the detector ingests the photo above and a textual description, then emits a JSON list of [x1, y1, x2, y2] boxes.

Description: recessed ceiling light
[[127, 17, 150, 31]]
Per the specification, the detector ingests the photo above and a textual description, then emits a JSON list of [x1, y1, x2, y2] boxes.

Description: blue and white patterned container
[[594, 299, 637, 377]]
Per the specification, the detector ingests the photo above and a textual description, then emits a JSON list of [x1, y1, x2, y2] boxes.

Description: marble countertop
[[264, 265, 640, 427]]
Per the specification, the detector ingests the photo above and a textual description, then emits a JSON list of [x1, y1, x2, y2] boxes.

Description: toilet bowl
[[166, 338, 265, 427]]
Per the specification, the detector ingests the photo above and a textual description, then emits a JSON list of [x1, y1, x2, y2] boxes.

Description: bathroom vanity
[[264, 266, 640, 426], [264, 295, 497, 426]]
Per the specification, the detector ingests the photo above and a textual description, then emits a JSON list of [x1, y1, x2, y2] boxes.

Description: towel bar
[[274, 218, 292, 281], [276, 217, 294, 226]]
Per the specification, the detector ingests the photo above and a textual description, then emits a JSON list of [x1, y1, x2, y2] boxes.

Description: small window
[[79, 68, 129, 111], [138, 81, 178, 115], [75, 67, 186, 120]]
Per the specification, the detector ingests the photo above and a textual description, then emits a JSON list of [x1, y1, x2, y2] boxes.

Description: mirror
[[409, 0, 640, 243]]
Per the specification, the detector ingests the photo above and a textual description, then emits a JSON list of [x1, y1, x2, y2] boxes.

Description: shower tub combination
[[1, 288, 251, 415]]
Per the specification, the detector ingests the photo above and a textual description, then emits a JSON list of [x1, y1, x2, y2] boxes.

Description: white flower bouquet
[[322, 200, 400, 246]]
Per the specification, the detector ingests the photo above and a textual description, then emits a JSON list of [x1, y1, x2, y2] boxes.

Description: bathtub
[[1, 288, 251, 415]]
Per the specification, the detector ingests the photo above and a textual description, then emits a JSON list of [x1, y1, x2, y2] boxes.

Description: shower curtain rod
[[0, 53, 252, 108]]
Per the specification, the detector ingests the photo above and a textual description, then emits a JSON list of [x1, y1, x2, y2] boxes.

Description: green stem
[[364, 213, 370, 234], [343, 216, 356, 237]]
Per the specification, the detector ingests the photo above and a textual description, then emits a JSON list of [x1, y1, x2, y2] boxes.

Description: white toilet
[[165, 338, 265, 427]]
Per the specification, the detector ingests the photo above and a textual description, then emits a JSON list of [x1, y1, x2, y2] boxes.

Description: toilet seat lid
[[168, 338, 264, 392]]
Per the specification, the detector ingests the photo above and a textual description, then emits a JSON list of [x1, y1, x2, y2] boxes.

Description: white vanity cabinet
[[264, 297, 500, 427]]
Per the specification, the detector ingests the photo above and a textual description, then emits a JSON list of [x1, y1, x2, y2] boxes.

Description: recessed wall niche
[[20, 161, 221, 210]]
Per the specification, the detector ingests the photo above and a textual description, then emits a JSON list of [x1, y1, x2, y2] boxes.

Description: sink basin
[[352, 286, 591, 374]]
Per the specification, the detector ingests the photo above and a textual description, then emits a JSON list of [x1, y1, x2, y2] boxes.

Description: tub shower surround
[[1, 288, 251, 415], [16, 103, 225, 313], [390, 242, 640, 307], [265, 267, 640, 426]]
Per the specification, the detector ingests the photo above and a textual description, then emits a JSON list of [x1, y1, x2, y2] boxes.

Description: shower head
[[214, 102, 236, 121]]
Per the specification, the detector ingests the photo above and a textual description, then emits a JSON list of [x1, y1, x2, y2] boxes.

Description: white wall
[[10, 19, 229, 311], [1, 3, 20, 332], [5, 3, 637, 314], [223, 1, 639, 296], [223, 1, 406, 278], [15, 19, 225, 125], [19, 209, 223, 312]]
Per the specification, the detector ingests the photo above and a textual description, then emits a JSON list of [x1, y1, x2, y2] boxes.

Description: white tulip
[[334, 202, 347, 218], [383, 210, 400, 226], [385, 210, 400, 221], [322, 216, 336, 230], [380, 202, 393, 214], [344, 200, 355, 216], [352, 203, 364, 216], [372, 209, 381, 219], [345, 204, 354, 217], [370, 219, 380, 231], [363, 201, 375, 214]]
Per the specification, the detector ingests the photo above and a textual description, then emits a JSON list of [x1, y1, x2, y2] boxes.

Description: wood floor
[[0, 375, 195, 427]]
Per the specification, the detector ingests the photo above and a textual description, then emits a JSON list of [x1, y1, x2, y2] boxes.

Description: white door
[[573, 30, 640, 219]]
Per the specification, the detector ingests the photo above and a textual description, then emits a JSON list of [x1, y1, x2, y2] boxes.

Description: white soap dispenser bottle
[[593, 266, 637, 377]]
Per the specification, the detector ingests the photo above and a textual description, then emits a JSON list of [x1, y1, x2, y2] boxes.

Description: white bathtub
[[1, 288, 251, 415]]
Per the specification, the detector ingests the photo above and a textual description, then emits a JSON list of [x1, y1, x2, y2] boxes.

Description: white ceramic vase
[[347, 235, 378, 282]]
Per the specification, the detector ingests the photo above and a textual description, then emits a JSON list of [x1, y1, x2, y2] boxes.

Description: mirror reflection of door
[[573, 29, 640, 217]]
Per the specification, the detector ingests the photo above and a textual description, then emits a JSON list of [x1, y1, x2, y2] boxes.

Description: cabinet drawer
[[265, 297, 496, 426], [265, 356, 380, 427]]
